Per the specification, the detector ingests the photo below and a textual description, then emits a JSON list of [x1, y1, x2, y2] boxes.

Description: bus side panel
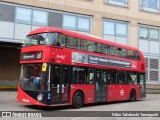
[[107, 85, 140, 102], [17, 84, 47, 106], [54, 48, 71, 65], [122, 85, 140, 100], [70, 84, 94, 105], [113, 85, 127, 101], [107, 85, 117, 102]]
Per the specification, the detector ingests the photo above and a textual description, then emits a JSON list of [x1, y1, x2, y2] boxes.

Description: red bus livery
[[17, 27, 146, 108]]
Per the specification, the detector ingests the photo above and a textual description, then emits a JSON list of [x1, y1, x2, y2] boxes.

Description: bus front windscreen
[[24, 33, 58, 46], [20, 64, 49, 91]]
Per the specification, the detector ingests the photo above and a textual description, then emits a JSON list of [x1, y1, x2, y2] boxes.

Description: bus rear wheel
[[129, 89, 136, 102], [72, 91, 84, 108]]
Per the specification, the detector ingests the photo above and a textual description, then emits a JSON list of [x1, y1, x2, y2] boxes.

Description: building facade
[[0, 0, 160, 84]]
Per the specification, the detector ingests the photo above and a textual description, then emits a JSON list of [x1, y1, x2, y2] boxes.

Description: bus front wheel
[[129, 89, 136, 102], [72, 91, 84, 108]]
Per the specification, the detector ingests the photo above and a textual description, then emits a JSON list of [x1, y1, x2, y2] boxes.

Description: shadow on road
[[24, 100, 144, 111]]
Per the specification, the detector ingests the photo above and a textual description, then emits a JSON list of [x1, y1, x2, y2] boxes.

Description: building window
[[103, 20, 128, 37], [139, 27, 149, 39], [150, 28, 159, 40], [63, 14, 91, 34], [104, 0, 128, 7], [77, 17, 90, 32], [103, 19, 128, 45], [15, 7, 32, 24], [16, 7, 48, 26], [140, 0, 160, 13], [139, 26, 159, 40], [63, 15, 76, 30], [104, 21, 115, 35], [32, 10, 48, 26], [116, 23, 128, 37], [139, 25, 160, 54]]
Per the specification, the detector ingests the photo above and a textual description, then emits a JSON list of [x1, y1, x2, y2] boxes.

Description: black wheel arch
[[129, 88, 136, 102], [72, 90, 85, 108]]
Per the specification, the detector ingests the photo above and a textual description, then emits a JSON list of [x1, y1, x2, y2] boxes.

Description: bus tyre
[[130, 90, 136, 102], [72, 91, 84, 108]]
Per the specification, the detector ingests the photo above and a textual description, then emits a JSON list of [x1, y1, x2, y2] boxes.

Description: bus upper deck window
[[56, 34, 66, 46], [127, 50, 139, 60], [94, 43, 101, 53], [117, 48, 127, 57], [47, 33, 58, 45], [135, 51, 140, 60], [102, 45, 108, 54], [108, 46, 115, 56], [66, 36, 77, 48]]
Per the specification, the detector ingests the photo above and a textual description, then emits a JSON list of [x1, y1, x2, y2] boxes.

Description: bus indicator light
[[42, 63, 47, 72]]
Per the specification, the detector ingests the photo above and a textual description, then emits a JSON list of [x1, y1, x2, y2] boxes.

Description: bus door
[[107, 70, 117, 101], [139, 73, 146, 98], [116, 71, 127, 101], [95, 69, 107, 102], [50, 65, 70, 104]]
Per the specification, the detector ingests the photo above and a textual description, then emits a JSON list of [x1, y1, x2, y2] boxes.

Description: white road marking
[[70, 117, 84, 120], [113, 103, 128, 109]]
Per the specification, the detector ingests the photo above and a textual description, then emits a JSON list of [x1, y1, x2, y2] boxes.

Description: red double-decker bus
[[17, 27, 146, 108]]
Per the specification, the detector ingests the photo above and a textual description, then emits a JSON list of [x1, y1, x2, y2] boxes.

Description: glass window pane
[[150, 0, 158, 9], [112, 0, 125, 2], [104, 21, 115, 35], [77, 38, 81, 49], [94, 43, 101, 53], [63, 15, 76, 30], [142, 0, 150, 7], [117, 48, 127, 57], [16, 7, 31, 23], [108, 46, 116, 55], [56, 34, 66, 46], [143, 0, 158, 9], [102, 44, 108, 54], [81, 39, 88, 50], [33, 10, 48, 26], [117, 71, 127, 84], [78, 17, 90, 32], [72, 67, 86, 84], [139, 27, 149, 39], [127, 50, 137, 59], [108, 0, 128, 7], [47, 33, 58, 45], [87, 41, 94, 52], [87, 68, 94, 84], [150, 29, 159, 40], [127, 72, 138, 84], [66, 36, 77, 48], [116, 23, 127, 36]]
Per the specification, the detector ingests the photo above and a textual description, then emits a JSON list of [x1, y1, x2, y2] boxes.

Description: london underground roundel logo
[[120, 89, 124, 96]]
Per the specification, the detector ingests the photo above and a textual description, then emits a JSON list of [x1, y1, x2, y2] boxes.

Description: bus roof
[[28, 27, 140, 52]]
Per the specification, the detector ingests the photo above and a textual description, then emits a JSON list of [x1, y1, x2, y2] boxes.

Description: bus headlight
[[37, 94, 43, 101]]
